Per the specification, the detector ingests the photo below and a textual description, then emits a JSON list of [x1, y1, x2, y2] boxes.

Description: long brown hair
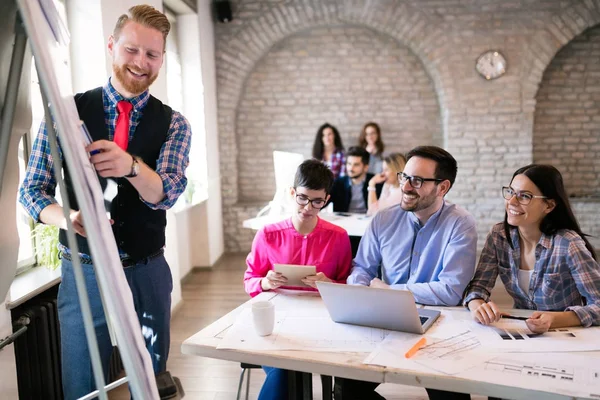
[[358, 122, 385, 155], [503, 164, 597, 260], [312, 123, 344, 159]]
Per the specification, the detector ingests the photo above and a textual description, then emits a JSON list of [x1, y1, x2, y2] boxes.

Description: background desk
[[242, 213, 372, 237], [182, 292, 597, 400]]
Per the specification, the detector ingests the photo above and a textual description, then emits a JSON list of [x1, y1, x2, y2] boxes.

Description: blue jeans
[[258, 366, 288, 400], [57, 254, 173, 400]]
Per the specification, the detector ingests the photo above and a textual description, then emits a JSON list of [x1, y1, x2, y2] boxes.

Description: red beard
[[112, 63, 157, 95]]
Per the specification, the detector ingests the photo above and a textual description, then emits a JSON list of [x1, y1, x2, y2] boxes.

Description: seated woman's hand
[[261, 270, 288, 291], [469, 299, 501, 325], [369, 173, 386, 187], [525, 311, 554, 334], [302, 272, 332, 289]]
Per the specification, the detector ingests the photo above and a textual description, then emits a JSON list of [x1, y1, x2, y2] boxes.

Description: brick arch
[[216, 1, 449, 206], [521, 3, 600, 108]]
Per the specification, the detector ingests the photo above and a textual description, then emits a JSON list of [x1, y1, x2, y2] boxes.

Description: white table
[[242, 212, 372, 237], [182, 293, 598, 400]]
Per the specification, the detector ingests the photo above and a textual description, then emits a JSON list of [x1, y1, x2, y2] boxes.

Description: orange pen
[[404, 337, 427, 358]]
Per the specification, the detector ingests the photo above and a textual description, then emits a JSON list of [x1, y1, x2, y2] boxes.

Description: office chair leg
[[245, 368, 251, 400], [236, 368, 246, 400]]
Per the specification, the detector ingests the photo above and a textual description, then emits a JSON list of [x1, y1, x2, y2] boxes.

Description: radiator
[[12, 291, 124, 399], [13, 298, 63, 400]]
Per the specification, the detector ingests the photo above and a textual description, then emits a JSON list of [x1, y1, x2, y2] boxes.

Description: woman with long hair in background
[[312, 122, 346, 179], [358, 122, 385, 174]]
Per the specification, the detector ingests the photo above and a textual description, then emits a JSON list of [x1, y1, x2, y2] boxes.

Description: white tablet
[[273, 264, 316, 287]]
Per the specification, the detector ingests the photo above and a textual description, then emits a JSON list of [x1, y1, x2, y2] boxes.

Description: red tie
[[114, 101, 133, 151]]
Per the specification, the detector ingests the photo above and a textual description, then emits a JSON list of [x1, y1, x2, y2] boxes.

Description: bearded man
[[333, 145, 477, 400], [18, 5, 191, 398]]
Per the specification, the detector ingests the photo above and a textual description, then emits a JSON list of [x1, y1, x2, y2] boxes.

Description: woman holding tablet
[[244, 159, 352, 400], [464, 164, 600, 333]]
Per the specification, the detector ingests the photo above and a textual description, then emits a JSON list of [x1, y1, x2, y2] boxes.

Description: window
[[16, 133, 35, 273], [164, 8, 208, 209], [15, 59, 42, 274], [16, 0, 67, 275]]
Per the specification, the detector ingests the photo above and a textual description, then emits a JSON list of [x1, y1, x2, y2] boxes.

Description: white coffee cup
[[252, 301, 275, 336]]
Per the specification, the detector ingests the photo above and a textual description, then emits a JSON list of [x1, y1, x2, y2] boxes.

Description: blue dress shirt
[[347, 201, 478, 306]]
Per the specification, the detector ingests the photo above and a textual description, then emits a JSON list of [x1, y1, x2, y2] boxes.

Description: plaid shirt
[[19, 79, 191, 255], [324, 149, 346, 179], [464, 223, 600, 327]]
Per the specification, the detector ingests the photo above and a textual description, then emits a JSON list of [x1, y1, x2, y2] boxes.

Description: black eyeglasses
[[295, 194, 327, 209], [397, 172, 443, 189], [502, 186, 547, 205]]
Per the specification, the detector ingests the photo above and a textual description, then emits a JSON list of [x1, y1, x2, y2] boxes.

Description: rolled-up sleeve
[[18, 119, 60, 222], [463, 229, 501, 306], [141, 110, 191, 210], [565, 238, 600, 327]]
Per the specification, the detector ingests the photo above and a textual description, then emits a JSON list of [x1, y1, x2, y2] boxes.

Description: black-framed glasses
[[295, 194, 327, 209], [502, 186, 547, 205], [397, 172, 443, 189]]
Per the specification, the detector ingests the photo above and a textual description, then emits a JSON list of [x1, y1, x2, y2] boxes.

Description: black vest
[[58, 87, 172, 261]]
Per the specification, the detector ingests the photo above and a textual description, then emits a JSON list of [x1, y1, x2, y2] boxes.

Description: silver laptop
[[316, 282, 440, 334]]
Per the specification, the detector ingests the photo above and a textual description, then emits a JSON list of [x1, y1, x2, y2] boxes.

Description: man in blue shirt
[[335, 146, 477, 400]]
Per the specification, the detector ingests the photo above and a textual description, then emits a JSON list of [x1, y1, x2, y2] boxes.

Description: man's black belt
[[60, 248, 164, 268]]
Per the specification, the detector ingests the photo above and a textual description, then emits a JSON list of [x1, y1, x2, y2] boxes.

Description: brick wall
[[214, 0, 600, 252], [238, 25, 441, 202], [533, 25, 600, 197]]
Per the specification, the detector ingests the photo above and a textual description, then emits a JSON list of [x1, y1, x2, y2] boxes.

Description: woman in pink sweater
[[244, 159, 352, 400]]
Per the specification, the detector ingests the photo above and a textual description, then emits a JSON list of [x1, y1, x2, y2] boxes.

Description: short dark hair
[[345, 146, 370, 166], [293, 159, 335, 195], [503, 164, 596, 260], [312, 123, 344, 159], [406, 146, 457, 188]]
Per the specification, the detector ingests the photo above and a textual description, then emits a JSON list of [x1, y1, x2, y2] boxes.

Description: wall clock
[[475, 50, 507, 80]]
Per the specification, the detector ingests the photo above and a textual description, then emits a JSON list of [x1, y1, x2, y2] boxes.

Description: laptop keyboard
[[419, 316, 429, 325]]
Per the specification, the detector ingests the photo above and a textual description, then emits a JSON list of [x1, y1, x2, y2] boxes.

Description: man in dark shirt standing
[[19, 5, 191, 398]]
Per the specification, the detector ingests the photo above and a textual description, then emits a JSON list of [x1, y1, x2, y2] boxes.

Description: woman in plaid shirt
[[312, 122, 346, 179], [464, 164, 600, 333]]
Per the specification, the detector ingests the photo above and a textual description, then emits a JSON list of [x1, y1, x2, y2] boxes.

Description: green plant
[[183, 179, 196, 204], [32, 223, 61, 270]]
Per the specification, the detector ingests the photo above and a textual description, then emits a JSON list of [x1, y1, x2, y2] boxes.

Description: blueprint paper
[[363, 328, 497, 375], [469, 319, 600, 353], [218, 307, 389, 352], [462, 353, 600, 399]]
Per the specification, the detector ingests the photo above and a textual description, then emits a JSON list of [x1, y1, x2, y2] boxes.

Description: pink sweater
[[244, 217, 353, 297]]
